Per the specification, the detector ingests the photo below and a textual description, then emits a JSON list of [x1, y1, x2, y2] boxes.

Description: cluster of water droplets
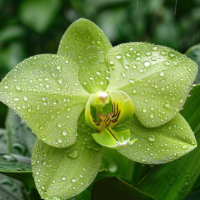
[[0, 54, 91, 147], [31, 112, 103, 199], [106, 42, 197, 127]]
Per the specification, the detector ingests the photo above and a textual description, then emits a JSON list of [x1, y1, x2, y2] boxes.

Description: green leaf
[[91, 177, 154, 200], [138, 129, 200, 200], [0, 128, 7, 153], [31, 111, 103, 200], [0, 153, 35, 187], [58, 18, 112, 93], [185, 44, 200, 84], [181, 84, 200, 132], [6, 110, 36, 157], [19, 0, 61, 33], [0, 173, 26, 200], [0, 54, 90, 148], [105, 43, 198, 127], [116, 113, 196, 164]]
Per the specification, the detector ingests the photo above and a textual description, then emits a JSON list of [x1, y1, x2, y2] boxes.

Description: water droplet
[[51, 196, 62, 200], [170, 53, 175, 57], [146, 52, 151, 56], [14, 97, 19, 101], [67, 150, 78, 159], [129, 78, 135, 83], [62, 177, 66, 181], [133, 89, 137, 94], [148, 135, 156, 142], [142, 107, 147, 113], [39, 125, 43, 130], [16, 86, 21, 90], [161, 51, 167, 55], [116, 55, 121, 59], [67, 97, 71, 102], [160, 71, 165, 76], [57, 123, 61, 128], [164, 101, 170, 108], [23, 96, 28, 101], [109, 61, 114, 66], [72, 178, 76, 182], [56, 78, 62, 84], [41, 185, 45, 189], [27, 107, 32, 112], [62, 130, 67, 136], [182, 145, 188, 149], [152, 47, 157, 50], [58, 139, 62, 143], [144, 61, 151, 67], [53, 99, 58, 105], [136, 57, 140, 60], [151, 57, 157, 61], [41, 136, 46, 141], [150, 113, 154, 118], [165, 61, 170, 66]]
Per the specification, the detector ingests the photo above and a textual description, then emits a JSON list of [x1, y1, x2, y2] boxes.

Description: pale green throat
[[85, 90, 137, 149]]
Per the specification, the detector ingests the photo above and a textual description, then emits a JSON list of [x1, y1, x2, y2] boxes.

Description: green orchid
[[0, 18, 198, 199]]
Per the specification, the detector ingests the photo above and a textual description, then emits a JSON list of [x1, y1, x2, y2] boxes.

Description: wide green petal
[[105, 43, 198, 127], [58, 18, 112, 94], [31, 112, 103, 200], [0, 54, 90, 148], [116, 113, 196, 164]]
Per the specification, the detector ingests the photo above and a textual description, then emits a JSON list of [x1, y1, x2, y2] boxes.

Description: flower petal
[[31, 112, 103, 200], [58, 18, 112, 93], [105, 43, 198, 127], [0, 54, 90, 148], [116, 113, 197, 164]]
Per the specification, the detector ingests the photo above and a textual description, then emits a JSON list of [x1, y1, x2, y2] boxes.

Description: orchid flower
[[0, 19, 198, 200]]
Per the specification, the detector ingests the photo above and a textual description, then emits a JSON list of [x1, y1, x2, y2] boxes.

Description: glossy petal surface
[[116, 113, 196, 164], [32, 112, 103, 200], [0, 54, 89, 148], [58, 18, 112, 93], [105, 43, 198, 127]]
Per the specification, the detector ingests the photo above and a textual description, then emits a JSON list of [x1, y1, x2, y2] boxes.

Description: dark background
[[0, 0, 200, 128]]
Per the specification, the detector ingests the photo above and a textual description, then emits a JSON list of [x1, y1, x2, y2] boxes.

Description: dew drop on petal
[[148, 135, 156, 142], [150, 113, 154, 118], [16, 86, 21, 90], [144, 61, 151, 67], [160, 72, 165, 76], [72, 178, 76, 182]]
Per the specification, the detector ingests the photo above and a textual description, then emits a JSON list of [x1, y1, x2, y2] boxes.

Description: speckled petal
[[31, 112, 103, 200], [116, 113, 197, 164], [58, 18, 112, 94], [105, 43, 198, 127], [0, 54, 90, 148]]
